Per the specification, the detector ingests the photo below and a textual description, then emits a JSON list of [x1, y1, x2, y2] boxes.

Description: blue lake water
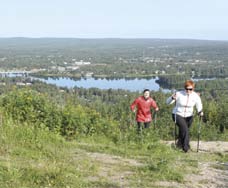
[[34, 77, 170, 92], [1, 73, 171, 92]]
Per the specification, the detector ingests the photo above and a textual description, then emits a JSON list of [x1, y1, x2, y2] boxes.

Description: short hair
[[143, 89, 150, 93], [184, 80, 195, 88]]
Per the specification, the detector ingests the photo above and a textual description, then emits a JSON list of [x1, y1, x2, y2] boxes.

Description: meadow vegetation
[[0, 83, 227, 187]]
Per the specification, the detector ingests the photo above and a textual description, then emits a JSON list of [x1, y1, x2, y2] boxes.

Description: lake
[[34, 76, 170, 92], [1, 73, 168, 91]]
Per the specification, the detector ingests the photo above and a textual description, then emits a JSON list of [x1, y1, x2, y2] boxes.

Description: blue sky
[[1, 0, 227, 40]]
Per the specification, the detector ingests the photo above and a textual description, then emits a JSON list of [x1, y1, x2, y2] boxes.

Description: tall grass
[[0, 114, 227, 187], [0, 118, 95, 188]]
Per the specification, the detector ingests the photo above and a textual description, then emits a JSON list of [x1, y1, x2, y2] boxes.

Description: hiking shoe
[[183, 148, 188, 153], [176, 141, 183, 149]]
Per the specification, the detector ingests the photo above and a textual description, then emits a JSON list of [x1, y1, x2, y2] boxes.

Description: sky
[[0, 0, 227, 40]]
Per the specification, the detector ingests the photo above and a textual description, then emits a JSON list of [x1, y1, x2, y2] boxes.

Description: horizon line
[[0, 37, 228, 42]]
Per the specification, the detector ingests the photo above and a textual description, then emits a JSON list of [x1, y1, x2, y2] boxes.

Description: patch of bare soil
[[191, 141, 228, 153], [81, 141, 228, 188], [86, 152, 143, 188], [158, 141, 228, 188], [155, 162, 228, 188], [163, 140, 228, 153], [184, 162, 228, 188]]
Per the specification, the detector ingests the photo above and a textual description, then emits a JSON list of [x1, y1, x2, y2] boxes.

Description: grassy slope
[[0, 121, 227, 188]]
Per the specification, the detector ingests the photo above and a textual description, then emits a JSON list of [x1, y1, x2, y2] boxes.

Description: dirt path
[[163, 140, 228, 153], [154, 161, 228, 188], [80, 141, 228, 188], [158, 141, 228, 187], [86, 152, 141, 188]]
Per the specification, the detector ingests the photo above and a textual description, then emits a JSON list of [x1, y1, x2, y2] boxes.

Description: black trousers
[[172, 114, 193, 152], [137, 122, 150, 132]]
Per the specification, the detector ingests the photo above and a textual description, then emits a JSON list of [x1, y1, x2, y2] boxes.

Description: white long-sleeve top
[[166, 90, 203, 117]]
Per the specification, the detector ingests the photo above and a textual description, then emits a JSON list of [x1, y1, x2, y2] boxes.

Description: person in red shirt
[[130, 89, 159, 131]]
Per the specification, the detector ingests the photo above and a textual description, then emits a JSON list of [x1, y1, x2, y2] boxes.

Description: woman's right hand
[[172, 94, 176, 100]]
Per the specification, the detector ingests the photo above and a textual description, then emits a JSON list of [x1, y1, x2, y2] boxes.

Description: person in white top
[[166, 80, 203, 152]]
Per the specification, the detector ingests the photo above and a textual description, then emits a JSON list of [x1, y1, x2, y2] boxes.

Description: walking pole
[[173, 90, 177, 147], [154, 111, 157, 130], [174, 114, 177, 146], [197, 116, 202, 152], [130, 111, 135, 128]]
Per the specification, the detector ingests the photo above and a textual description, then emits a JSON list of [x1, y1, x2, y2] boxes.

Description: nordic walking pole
[[130, 110, 136, 128], [197, 116, 202, 152], [174, 114, 177, 146], [173, 90, 177, 147], [167, 89, 177, 147], [154, 111, 157, 130]]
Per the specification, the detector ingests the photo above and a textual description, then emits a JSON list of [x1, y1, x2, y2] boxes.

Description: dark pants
[[172, 114, 193, 152], [137, 122, 150, 132]]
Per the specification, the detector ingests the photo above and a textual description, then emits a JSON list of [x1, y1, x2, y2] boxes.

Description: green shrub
[[0, 88, 62, 131]]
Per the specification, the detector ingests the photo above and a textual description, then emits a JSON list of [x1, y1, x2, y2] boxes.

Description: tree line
[[0, 80, 227, 143]]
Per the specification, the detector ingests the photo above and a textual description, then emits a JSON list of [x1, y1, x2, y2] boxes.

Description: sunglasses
[[185, 88, 193, 91]]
